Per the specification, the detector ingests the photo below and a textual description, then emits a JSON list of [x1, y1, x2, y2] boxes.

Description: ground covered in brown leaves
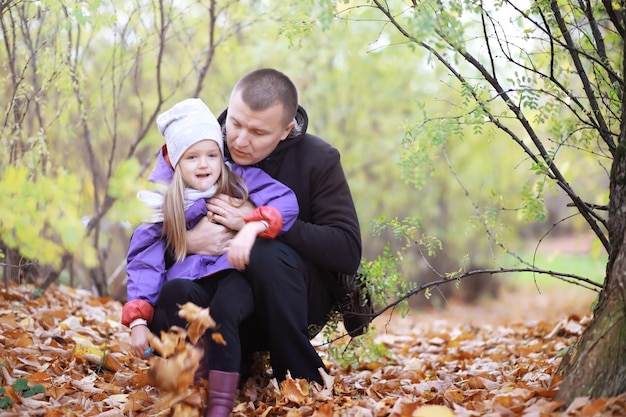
[[1, 280, 625, 416]]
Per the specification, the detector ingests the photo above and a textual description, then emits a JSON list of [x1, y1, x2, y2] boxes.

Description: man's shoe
[[337, 272, 374, 337]]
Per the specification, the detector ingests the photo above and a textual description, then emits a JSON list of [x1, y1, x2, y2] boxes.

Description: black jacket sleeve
[[279, 146, 361, 273]]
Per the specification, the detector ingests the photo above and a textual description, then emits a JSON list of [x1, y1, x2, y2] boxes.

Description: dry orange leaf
[[211, 332, 226, 345], [26, 371, 52, 384], [147, 328, 187, 358], [280, 374, 310, 405], [128, 388, 151, 400], [2, 280, 624, 417], [1, 385, 21, 405], [128, 371, 150, 389], [177, 302, 217, 345], [148, 344, 203, 394], [312, 402, 334, 416], [46, 383, 76, 400], [581, 398, 609, 416]]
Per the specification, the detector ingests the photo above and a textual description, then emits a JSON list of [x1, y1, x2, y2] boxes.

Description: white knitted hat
[[156, 98, 223, 168]]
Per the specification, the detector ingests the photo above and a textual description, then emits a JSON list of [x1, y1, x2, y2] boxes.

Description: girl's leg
[[149, 278, 215, 334], [204, 271, 253, 372], [202, 271, 253, 417], [150, 277, 215, 381]]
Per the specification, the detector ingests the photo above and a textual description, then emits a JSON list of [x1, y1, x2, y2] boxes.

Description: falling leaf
[[147, 327, 187, 358], [178, 302, 217, 345], [148, 345, 203, 394], [211, 332, 226, 345]]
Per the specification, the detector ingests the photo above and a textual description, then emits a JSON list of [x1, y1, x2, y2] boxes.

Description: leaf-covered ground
[[1, 281, 625, 416]]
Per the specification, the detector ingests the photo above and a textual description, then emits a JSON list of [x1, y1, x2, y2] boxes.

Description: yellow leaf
[[73, 340, 104, 358], [412, 405, 454, 417]]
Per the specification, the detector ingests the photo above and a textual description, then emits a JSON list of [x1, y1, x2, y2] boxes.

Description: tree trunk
[[554, 249, 626, 402], [555, 36, 626, 400]]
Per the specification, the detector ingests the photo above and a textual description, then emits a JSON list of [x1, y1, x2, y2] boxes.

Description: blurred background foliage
[[0, 0, 607, 308]]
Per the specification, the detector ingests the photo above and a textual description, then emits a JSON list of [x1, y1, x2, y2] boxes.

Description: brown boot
[[205, 370, 239, 417]]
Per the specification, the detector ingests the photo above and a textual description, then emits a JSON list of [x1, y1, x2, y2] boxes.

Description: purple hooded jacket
[[123, 150, 298, 325]]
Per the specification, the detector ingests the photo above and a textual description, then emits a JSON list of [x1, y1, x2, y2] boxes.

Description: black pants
[[150, 269, 253, 372], [151, 240, 335, 383], [238, 239, 335, 384]]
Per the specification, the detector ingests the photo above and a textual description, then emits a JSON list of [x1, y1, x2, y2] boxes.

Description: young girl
[[121, 98, 298, 417]]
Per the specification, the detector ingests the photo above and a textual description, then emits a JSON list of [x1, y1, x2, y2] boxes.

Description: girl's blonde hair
[[163, 160, 248, 262]]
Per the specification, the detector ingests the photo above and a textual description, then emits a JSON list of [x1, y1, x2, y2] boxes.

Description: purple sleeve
[[232, 165, 299, 233], [126, 223, 167, 306]]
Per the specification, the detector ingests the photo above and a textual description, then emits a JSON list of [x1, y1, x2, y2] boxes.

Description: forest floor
[[1, 263, 624, 416]]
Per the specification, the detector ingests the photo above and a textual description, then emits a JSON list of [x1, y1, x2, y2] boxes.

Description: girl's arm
[[227, 220, 271, 271], [121, 223, 167, 327]]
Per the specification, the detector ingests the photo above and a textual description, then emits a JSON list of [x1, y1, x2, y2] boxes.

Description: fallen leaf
[[1, 281, 625, 417], [413, 405, 455, 417]]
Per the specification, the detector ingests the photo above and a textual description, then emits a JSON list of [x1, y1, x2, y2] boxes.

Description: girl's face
[[178, 139, 223, 191]]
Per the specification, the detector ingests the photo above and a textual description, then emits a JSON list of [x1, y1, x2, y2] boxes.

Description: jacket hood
[[148, 145, 174, 184]]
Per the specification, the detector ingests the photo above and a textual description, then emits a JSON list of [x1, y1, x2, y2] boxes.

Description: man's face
[[225, 90, 294, 165]]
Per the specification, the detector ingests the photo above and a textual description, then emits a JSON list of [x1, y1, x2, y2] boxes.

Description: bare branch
[[550, 1, 616, 154], [370, 0, 610, 252]]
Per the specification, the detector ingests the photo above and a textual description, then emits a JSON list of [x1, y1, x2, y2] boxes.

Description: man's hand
[[186, 216, 236, 256], [207, 194, 255, 231]]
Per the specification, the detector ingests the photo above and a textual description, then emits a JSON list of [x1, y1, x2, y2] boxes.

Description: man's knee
[[248, 239, 300, 278]]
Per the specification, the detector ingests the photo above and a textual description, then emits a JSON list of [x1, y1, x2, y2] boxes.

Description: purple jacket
[[125, 151, 299, 308]]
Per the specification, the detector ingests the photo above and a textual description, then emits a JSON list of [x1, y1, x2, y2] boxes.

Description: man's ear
[[280, 120, 296, 141]]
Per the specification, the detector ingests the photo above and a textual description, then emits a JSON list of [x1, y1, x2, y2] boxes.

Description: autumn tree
[[309, 0, 624, 405], [1, 0, 522, 307], [0, 0, 262, 295]]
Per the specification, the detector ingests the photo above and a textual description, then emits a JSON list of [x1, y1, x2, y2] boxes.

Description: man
[[185, 68, 369, 385]]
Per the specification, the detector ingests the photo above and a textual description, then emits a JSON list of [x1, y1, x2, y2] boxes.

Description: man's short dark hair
[[233, 68, 298, 127]]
